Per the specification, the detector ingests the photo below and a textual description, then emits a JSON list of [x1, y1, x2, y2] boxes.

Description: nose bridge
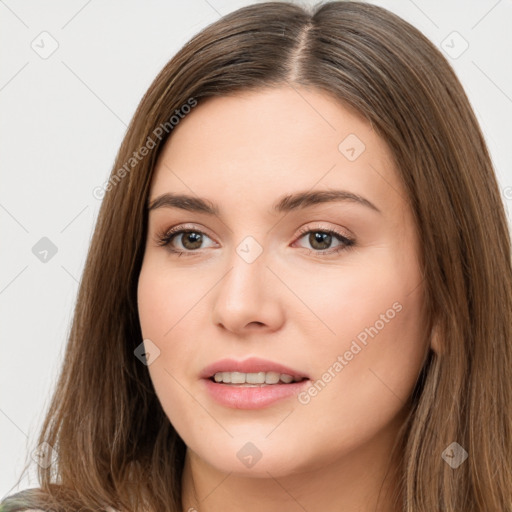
[[221, 235, 268, 308], [212, 233, 283, 331]]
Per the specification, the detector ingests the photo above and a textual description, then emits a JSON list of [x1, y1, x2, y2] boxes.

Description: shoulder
[[0, 488, 121, 512], [0, 488, 46, 512]]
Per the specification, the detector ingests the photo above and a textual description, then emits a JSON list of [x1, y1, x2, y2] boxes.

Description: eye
[[293, 226, 355, 255], [155, 225, 216, 255]]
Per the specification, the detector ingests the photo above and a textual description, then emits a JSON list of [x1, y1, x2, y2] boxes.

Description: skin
[[137, 85, 432, 512]]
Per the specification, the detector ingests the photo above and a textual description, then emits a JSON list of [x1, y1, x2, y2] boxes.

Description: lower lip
[[202, 378, 310, 409]]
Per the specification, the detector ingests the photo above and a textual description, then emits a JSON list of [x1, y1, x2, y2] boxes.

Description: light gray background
[[1, 0, 511, 497]]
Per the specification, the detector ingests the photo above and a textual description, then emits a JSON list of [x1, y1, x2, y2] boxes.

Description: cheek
[[137, 255, 209, 343], [136, 258, 213, 435], [137, 263, 205, 390], [301, 302, 426, 466], [297, 252, 426, 440]]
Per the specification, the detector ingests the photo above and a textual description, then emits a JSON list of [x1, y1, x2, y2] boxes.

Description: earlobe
[[429, 322, 443, 356]]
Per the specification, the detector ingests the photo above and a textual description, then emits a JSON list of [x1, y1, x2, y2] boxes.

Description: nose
[[211, 247, 285, 335]]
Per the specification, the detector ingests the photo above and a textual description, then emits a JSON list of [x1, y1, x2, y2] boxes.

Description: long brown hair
[[3, 1, 512, 511]]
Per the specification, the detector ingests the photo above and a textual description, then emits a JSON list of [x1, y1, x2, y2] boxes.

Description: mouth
[[200, 357, 310, 409], [209, 371, 307, 386]]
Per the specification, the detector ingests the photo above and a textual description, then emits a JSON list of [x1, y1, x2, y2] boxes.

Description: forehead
[[149, 86, 407, 218]]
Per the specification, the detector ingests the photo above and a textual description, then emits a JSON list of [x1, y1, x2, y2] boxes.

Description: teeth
[[265, 371, 280, 384], [212, 371, 303, 385], [231, 372, 245, 384], [246, 372, 266, 384]]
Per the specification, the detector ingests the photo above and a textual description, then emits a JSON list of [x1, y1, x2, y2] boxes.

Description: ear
[[429, 321, 443, 356]]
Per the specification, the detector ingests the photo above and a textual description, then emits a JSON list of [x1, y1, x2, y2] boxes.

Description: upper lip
[[200, 357, 310, 379]]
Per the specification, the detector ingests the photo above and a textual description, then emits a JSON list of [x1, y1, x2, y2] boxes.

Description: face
[[137, 86, 429, 478]]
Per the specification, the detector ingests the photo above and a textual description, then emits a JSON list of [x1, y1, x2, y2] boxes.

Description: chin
[[188, 433, 315, 478]]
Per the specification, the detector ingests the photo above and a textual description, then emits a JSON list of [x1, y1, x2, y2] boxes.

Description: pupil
[[310, 232, 331, 250], [183, 232, 202, 249]]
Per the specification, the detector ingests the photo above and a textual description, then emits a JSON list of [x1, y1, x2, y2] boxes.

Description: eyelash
[[154, 224, 355, 257]]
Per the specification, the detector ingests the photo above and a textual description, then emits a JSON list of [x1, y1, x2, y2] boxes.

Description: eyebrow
[[147, 189, 381, 215]]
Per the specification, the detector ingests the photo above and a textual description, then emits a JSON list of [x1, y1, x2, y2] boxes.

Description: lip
[[200, 357, 310, 410], [202, 378, 310, 409], [200, 357, 309, 380]]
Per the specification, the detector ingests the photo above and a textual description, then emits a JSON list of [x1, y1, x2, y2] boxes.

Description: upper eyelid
[[159, 221, 350, 234], [162, 223, 217, 242]]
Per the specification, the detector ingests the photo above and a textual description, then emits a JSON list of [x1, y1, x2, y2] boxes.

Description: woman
[[2, 1, 511, 511]]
